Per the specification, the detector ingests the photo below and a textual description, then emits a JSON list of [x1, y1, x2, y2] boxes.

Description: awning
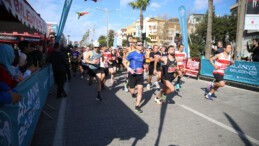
[[0, 32, 43, 44], [0, 0, 47, 34]]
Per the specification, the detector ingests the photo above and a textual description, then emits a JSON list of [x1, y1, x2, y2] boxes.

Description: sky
[[27, 0, 236, 43]]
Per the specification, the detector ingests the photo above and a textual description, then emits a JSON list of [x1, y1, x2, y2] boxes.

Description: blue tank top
[[89, 50, 101, 69]]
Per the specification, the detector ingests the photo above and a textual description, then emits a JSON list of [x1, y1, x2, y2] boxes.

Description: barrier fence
[[0, 64, 54, 146]]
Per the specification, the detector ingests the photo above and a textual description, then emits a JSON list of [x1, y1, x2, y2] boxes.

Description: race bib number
[[154, 55, 160, 59], [94, 59, 100, 64], [168, 67, 176, 73], [136, 68, 143, 74], [112, 57, 116, 60], [178, 58, 184, 62], [220, 64, 228, 70], [73, 55, 77, 59]]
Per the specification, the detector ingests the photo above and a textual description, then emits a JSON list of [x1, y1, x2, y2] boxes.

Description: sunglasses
[[133, 42, 137, 44], [137, 44, 143, 46]]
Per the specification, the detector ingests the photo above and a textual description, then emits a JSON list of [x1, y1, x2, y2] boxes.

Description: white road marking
[[179, 104, 259, 145], [53, 83, 68, 146]]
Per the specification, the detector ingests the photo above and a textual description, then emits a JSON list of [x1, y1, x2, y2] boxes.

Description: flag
[[178, 6, 189, 58], [77, 12, 90, 19]]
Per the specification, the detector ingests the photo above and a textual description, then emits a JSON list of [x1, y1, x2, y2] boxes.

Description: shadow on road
[[62, 75, 149, 146], [200, 87, 217, 98], [224, 113, 253, 146]]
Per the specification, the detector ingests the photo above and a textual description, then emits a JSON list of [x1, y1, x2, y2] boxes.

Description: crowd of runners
[[63, 40, 235, 113]]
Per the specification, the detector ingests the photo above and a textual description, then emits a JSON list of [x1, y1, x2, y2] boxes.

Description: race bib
[[136, 68, 143, 74], [220, 64, 228, 70], [73, 55, 77, 59], [178, 58, 184, 62], [94, 59, 100, 64], [154, 55, 160, 59], [112, 57, 116, 60], [168, 67, 176, 73], [104, 57, 108, 62]]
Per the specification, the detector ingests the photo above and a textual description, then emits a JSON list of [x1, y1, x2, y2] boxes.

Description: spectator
[[61, 45, 71, 82], [12, 44, 20, 67], [247, 39, 259, 62], [214, 41, 224, 55], [48, 43, 67, 98], [0, 44, 23, 88], [0, 82, 22, 107], [32, 45, 43, 68]]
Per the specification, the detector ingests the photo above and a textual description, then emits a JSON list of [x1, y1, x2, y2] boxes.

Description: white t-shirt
[[18, 52, 27, 67]]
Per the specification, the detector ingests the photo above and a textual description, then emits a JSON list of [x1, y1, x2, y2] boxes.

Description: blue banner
[[113, 35, 117, 49], [0, 64, 54, 146], [201, 59, 259, 86], [56, 0, 73, 42], [178, 6, 189, 58]]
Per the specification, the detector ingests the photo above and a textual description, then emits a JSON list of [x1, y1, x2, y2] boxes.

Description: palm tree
[[205, 0, 213, 59], [129, 0, 151, 42]]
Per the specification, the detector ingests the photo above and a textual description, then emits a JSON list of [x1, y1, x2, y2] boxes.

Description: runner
[[144, 46, 151, 77], [123, 39, 137, 92], [109, 48, 118, 84], [175, 44, 187, 90], [84, 42, 104, 101], [123, 41, 145, 113], [81, 47, 90, 80], [79, 47, 85, 78], [147, 45, 161, 90], [154, 46, 178, 104], [206, 44, 235, 100], [70, 46, 80, 77], [101, 45, 111, 89], [117, 48, 124, 71]]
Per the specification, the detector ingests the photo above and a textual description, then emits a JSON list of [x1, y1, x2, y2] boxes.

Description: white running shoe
[[146, 84, 150, 90], [81, 75, 84, 79], [154, 97, 162, 104]]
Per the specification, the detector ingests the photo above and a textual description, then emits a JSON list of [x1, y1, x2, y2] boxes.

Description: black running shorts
[[213, 73, 224, 82], [128, 74, 144, 88], [88, 68, 102, 77]]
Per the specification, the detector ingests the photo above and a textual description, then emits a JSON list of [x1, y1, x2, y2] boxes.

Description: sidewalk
[[31, 71, 259, 146]]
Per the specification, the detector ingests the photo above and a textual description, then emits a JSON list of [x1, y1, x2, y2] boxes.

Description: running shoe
[[155, 82, 160, 89], [132, 93, 137, 98], [176, 84, 180, 90], [81, 75, 84, 79], [146, 84, 151, 90], [161, 94, 167, 103], [96, 96, 102, 102], [205, 94, 213, 101], [208, 82, 213, 91], [154, 97, 162, 104], [124, 84, 129, 92], [135, 106, 143, 113]]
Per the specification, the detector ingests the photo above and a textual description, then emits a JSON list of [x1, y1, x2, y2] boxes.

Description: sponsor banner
[[0, 0, 47, 34], [201, 59, 259, 86], [244, 0, 259, 30], [0, 34, 42, 43], [47, 24, 58, 36], [0, 64, 54, 146], [178, 6, 189, 58], [184, 58, 201, 78]]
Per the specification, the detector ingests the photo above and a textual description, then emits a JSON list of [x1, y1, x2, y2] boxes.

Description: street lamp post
[[96, 7, 119, 48]]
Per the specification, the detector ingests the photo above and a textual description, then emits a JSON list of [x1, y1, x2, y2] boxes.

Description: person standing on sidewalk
[[123, 41, 145, 113], [206, 44, 235, 100], [84, 42, 104, 102], [48, 43, 67, 98]]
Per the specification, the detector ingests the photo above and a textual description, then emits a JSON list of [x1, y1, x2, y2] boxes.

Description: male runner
[[144, 46, 151, 77], [154, 46, 178, 104], [147, 45, 161, 90], [175, 44, 187, 90], [123, 41, 145, 113], [84, 42, 104, 101], [101, 45, 111, 89], [70, 46, 80, 77], [82, 47, 90, 79], [206, 44, 235, 100], [123, 39, 137, 92], [109, 48, 118, 84], [79, 47, 85, 78]]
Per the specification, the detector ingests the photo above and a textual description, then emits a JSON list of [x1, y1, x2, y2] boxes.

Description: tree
[[108, 29, 115, 48], [79, 30, 90, 47], [129, 0, 151, 42], [205, 0, 213, 59], [145, 37, 151, 43], [98, 35, 106, 46], [122, 39, 127, 46]]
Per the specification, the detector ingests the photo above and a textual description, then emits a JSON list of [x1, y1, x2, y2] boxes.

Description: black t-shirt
[[215, 47, 224, 55], [149, 52, 161, 68]]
